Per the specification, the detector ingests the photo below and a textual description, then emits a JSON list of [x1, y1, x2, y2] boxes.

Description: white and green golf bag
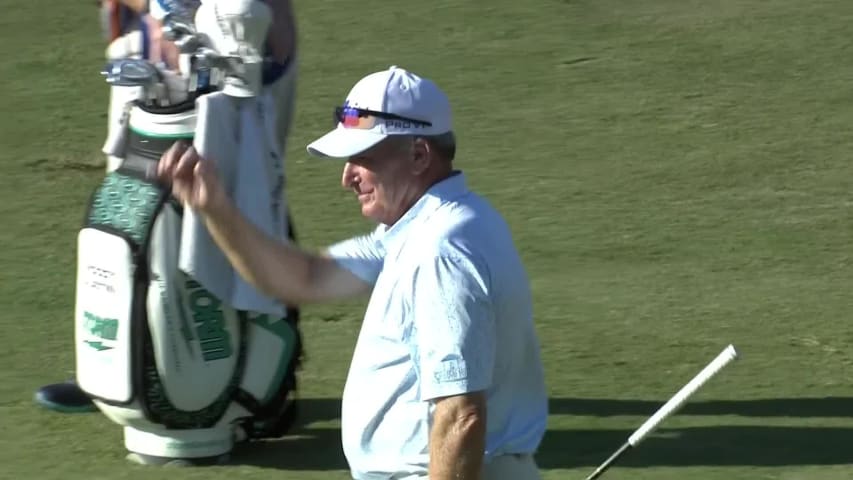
[[75, 0, 303, 463]]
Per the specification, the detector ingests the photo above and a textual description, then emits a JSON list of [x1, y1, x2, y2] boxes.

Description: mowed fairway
[[2, 0, 853, 479]]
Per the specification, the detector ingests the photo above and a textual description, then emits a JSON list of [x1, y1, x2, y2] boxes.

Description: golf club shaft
[[584, 442, 631, 480]]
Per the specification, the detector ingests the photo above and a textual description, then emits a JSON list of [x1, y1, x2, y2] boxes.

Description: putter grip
[[628, 344, 737, 447]]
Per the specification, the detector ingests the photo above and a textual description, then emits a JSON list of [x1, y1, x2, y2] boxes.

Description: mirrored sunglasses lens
[[342, 109, 362, 127]]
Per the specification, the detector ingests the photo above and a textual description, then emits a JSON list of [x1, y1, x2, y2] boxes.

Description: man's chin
[[360, 204, 384, 224]]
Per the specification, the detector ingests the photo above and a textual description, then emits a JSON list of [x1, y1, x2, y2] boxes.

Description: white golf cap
[[306, 66, 453, 158]]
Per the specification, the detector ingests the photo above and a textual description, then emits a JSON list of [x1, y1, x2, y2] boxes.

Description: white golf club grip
[[628, 344, 738, 447]]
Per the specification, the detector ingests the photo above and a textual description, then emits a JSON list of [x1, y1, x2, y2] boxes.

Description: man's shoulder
[[405, 219, 499, 279], [325, 226, 386, 260], [396, 186, 518, 264], [429, 192, 513, 245]]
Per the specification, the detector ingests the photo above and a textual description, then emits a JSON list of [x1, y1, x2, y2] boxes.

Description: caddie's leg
[[267, 57, 298, 154], [259, 48, 303, 434], [101, 0, 149, 172], [238, 210, 305, 441], [103, 27, 146, 173]]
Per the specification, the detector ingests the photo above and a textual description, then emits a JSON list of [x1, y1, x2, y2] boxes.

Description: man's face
[[341, 137, 419, 225]]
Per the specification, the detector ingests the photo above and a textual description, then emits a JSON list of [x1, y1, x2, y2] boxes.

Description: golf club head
[[174, 35, 203, 54], [160, 11, 197, 41], [193, 48, 242, 70], [101, 59, 159, 87]]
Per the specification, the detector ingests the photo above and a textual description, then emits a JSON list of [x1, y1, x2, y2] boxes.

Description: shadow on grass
[[230, 427, 349, 471], [228, 397, 853, 471], [537, 425, 853, 469], [229, 397, 347, 471], [548, 396, 853, 418]]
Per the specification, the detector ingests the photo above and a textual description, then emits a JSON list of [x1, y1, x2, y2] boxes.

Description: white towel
[[179, 89, 288, 316]]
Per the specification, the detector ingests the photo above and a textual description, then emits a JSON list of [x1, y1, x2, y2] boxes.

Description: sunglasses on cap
[[334, 106, 432, 129]]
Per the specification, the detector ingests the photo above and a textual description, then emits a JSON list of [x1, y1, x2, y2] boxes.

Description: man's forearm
[[429, 407, 486, 479], [201, 198, 316, 305]]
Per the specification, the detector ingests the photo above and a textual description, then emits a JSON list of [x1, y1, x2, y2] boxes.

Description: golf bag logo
[[82, 312, 118, 352], [180, 277, 233, 363]]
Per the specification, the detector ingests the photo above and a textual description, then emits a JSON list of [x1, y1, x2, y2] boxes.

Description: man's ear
[[411, 137, 431, 175]]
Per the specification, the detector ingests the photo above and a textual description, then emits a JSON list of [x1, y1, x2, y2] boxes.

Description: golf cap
[[306, 66, 453, 158]]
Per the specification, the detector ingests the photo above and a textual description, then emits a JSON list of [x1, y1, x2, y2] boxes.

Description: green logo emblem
[[185, 279, 233, 362], [83, 311, 118, 352], [84, 340, 114, 351]]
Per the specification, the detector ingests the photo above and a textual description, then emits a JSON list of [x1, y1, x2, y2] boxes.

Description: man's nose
[[341, 161, 357, 188]]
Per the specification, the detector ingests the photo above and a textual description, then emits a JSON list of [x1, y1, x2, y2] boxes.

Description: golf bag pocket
[[75, 228, 137, 403], [75, 171, 168, 404]]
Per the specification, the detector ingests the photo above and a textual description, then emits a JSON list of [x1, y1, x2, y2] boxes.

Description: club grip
[[628, 344, 737, 446]]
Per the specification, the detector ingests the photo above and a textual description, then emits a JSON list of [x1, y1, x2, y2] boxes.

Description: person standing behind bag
[[34, 0, 304, 415]]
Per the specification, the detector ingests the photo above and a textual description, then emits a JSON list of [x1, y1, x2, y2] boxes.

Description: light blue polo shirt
[[326, 171, 548, 480]]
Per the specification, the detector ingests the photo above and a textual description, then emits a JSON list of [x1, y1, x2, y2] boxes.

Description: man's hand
[[429, 391, 487, 480], [157, 141, 227, 214]]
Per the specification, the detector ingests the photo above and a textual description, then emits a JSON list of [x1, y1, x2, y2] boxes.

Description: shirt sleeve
[[324, 227, 386, 286], [410, 251, 496, 401]]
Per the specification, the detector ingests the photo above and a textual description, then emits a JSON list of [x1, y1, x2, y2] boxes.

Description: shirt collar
[[377, 170, 468, 251]]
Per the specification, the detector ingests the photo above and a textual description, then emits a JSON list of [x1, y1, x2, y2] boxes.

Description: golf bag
[[75, 0, 303, 462]]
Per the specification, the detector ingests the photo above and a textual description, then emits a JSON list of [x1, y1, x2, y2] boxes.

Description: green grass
[[2, 0, 853, 479]]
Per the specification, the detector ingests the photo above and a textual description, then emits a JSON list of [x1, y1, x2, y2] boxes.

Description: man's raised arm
[[158, 141, 371, 305]]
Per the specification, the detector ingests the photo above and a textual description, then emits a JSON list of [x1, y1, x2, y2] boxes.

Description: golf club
[[101, 58, 165, 106], [584, 344, 739, 480]]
